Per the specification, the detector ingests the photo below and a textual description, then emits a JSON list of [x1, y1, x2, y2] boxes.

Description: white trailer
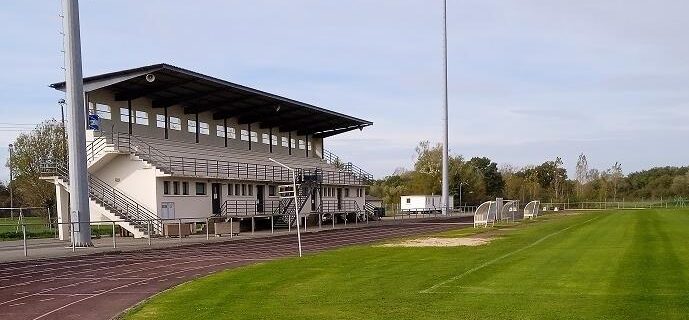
[[400, 195, 454, 213]]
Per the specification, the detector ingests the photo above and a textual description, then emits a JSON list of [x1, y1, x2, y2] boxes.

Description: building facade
[[43, 64, 373, 239]]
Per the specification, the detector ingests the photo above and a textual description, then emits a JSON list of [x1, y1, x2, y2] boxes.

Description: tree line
[[2, 123, 688, 210], [370, 142, 689, 206]]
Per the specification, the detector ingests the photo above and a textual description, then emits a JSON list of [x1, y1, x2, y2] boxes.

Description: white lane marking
[[420, 216, 600, 294], [0, 257, 227, 306], [32, 259, 245, 320]]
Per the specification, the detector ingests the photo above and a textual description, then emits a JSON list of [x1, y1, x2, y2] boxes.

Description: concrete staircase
[[42, 161, 162, 238]]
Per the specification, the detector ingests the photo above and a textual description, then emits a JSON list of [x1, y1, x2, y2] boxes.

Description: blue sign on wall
[[88, 114, 100, 130]]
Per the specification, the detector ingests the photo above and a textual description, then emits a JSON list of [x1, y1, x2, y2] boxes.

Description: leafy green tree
[[467, 157, 504, 198], [0, 182, 9, 207], [6, 120, 66, 208]]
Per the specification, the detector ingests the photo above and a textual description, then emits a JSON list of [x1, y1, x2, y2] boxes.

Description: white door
[[161, 202, 175, 220]]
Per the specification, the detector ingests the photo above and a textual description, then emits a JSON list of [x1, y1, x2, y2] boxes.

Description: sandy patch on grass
[[379, 237, 493, 247]]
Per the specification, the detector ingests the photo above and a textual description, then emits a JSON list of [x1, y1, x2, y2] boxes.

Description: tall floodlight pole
[[269, 158, 303, 257], [62, 0, 91, 246], [441, 0, 450, 215], [8, 144, 13, 219]]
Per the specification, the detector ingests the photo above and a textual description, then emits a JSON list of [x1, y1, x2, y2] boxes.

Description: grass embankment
[[125, 209, 689, 320]]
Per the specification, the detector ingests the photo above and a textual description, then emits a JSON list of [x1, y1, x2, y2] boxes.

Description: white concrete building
[[42, 64, 373, 239]]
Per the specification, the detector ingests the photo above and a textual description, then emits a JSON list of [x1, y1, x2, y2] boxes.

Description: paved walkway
[[0, 214, 469, 263], [0, 216, 472, 320]]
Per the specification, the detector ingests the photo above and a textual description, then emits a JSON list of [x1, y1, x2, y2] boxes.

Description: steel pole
[[62, 0, 91, 246], [440, 0, 450, 215], [8, 144, 13, 219]]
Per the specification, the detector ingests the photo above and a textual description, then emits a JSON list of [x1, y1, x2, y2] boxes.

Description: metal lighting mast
[[441, 0, 450, 215], [8, 144, 13, 219], [62, 0, 92, 246]]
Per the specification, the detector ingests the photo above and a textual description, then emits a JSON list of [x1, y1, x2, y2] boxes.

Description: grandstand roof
[[50, 63, 372, 138]]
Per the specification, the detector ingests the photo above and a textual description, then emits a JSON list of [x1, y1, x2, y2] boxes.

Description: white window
[[93, 104, 111, 120], [250, 131, 258, 142], [307, 139, 312, 150], [187, 119, 197, 133], [135, 110, 149, 125], [298, 139, 305, 150], [281, 136, 288, 147], [240, 129, 249, 141], [120, 108, 131, 123], [156, 114, 166, 128], [271, 135, 278, 146], [216, 125, 225, 137], [169, 117, 181, 130], [199, 122, 209, 135], [291, 138, 296, 148], [262, 133, 270, 144], [227, 127, 236, 139]]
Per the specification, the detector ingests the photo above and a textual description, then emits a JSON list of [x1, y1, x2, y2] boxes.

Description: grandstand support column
[[440, 0, 450, 215], [63, 0, 92, 246], [55, 184, 70, 241]]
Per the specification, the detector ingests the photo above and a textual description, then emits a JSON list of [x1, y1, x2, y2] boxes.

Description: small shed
[[400, 195, 454, 212]]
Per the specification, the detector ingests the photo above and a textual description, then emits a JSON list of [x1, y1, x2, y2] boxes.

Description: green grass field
[[124, 209, 689, 319], [0, 217, 55, 240]]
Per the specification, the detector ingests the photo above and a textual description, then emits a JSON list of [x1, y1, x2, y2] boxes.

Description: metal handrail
[[319, 199, 360, 212], [86, 135, 109, 163], [217, 199, 292, 217], [40, 160, 163, 235], [322, 148, 374, 183], [95, 132, 367, 186]]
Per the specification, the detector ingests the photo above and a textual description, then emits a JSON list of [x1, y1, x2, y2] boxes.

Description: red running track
[[0, 218, 471, 320]]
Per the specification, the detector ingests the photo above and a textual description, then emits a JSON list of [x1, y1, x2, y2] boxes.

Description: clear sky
[[1, 0, 688, 182]]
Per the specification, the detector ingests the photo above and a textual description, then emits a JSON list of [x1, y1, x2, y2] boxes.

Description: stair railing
[[86, 135, 109, 163], [322, 148, 374, 183], [40, 159, 163, 235]]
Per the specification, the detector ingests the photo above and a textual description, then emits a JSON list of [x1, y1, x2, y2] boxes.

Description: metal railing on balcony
[[319, 199, 360, 213], [217, 199, 288, 217], [92, 132, 367, 186]]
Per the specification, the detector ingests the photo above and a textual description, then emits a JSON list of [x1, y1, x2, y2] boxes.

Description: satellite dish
[[145, 74, 156, 82]]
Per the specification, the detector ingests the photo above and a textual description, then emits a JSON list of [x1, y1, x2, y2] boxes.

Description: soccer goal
[[474, 201, 497, 228], [524, 200, 541, 219]]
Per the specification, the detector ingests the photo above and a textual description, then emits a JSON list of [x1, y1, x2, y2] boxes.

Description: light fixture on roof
[[145, 73, 156, 83], [275, 104, 281, 112]]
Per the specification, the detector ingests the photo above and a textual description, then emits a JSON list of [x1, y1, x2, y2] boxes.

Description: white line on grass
[[419, 216, 600, 294]]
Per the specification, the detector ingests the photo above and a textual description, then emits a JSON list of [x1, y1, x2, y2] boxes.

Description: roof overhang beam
[[151, 88, 223, 108], [114, 79, 197, 101]]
